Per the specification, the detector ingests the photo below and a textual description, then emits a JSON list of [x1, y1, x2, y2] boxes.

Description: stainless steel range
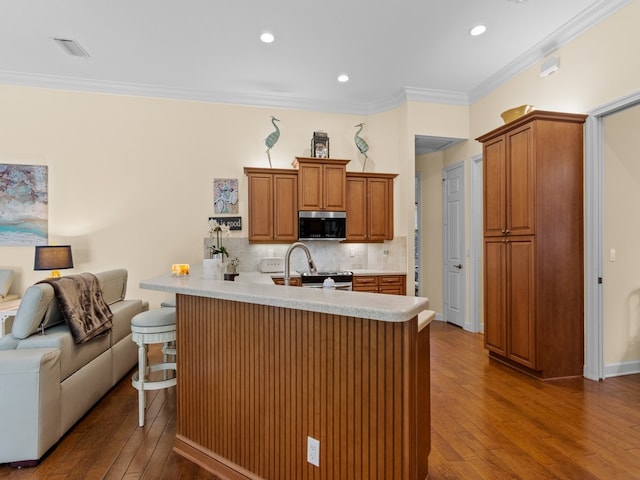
[[299, 271, 353, 290]]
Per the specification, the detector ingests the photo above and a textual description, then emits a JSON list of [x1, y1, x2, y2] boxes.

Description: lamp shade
[[34, 245, 74, 271]]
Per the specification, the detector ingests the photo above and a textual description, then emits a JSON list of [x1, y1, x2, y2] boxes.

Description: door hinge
[[598, 277, 603, 285]]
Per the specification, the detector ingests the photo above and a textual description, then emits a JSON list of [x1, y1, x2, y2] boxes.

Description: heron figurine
[[354, 123, 369, 171], [265, 116, 280, 168]]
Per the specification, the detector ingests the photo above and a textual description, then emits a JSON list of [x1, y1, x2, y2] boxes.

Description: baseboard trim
[[603, 360, 640, 378]]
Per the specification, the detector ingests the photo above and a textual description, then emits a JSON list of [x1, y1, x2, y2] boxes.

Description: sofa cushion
[[110, 299, 147, 345], [0, 334, 20, 350], [0, 269, 14, 299], [96, 269, 128, 305], [16, 324, 111, 380], [12, 284, 54, 339], [41, 299, 65, 330]]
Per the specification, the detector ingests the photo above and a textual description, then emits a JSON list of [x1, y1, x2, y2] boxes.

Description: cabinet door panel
[[273, 174, 298, 241], [324, 164, 346, 210], [483, 239, 506, 355], [507, 238, 536, 368], [507, 126, 535, 235], [483, 137, 506, 237], [298, 163, 323, 210], [346, 177, 367, 241], [247, 174, 273, 241], [368, 178, 391, 241], [379, 286, 404, 295]]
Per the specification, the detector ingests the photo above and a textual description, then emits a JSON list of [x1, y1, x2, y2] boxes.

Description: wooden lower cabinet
[[379, 275, 406, 295], [271, 277, 302, 286], [484, 237, 536, 369], [353, 274, 406, 295]]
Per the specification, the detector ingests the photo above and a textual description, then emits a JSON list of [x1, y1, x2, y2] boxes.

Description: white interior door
[[443, 162, 465, 327]]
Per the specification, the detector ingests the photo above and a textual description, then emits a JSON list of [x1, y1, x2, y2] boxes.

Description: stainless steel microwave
[[298, 211, 346, 241]]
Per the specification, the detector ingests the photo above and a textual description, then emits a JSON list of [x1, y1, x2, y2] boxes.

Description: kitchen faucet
[[284, 242, 317, 286]]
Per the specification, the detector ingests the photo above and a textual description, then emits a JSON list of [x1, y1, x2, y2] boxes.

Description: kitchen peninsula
[[141, 268, 432, 480]]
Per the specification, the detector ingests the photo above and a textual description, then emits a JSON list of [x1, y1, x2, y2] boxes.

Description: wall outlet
[[307, 436, 320, 467]]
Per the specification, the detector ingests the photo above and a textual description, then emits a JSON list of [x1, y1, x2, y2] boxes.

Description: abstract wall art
[[0, 164, 48, 246], [213, 178, 238, 214]]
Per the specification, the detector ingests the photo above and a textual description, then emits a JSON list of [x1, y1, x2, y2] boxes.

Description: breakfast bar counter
[[141, 268, 432, 480]]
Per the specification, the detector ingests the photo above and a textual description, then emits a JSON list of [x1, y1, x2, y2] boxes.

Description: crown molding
[[404, 87, 469, 106], [0, 70, 380, 115], [469, 0, 632, 103]]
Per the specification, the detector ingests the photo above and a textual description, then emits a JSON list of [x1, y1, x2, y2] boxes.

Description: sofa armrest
[[0, 348, 62, 464]]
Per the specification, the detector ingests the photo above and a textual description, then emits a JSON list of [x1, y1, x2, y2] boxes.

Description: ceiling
[[0, 0, 628, 117]]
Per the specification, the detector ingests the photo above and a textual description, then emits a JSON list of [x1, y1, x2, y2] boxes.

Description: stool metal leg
[[137, 341, 146, 427]]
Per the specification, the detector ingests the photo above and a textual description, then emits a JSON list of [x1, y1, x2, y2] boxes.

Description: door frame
[[442, 161, 466, 329], [469, 154, 483, 333], [585, 90, 640, 380]]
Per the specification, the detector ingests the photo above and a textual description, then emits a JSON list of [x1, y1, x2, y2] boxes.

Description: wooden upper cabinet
[[482, 136, 506, 237], [506, 124, 535, 236], [244, 167, 298, 243], [292, 157, 349, 211], [346, 172, 397, 242], [482, 123, 535, 237]]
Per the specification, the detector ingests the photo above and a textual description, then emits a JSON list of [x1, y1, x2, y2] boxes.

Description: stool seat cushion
[[131, 309, 176, 329]]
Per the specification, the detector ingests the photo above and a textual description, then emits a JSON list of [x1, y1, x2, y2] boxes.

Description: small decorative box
[[311, 131, 329, 158]]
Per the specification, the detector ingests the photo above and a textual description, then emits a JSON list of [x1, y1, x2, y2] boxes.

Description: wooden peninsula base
[[141, 272, 431, 480]]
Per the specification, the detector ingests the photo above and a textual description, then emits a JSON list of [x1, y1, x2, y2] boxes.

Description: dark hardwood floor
[[2, 321, 640, 479]]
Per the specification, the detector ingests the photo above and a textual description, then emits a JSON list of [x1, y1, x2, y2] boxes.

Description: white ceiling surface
[[0, 0, 629, 116]]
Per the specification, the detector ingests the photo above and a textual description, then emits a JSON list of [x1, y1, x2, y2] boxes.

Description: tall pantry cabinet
[[476, 110, 587, 379]]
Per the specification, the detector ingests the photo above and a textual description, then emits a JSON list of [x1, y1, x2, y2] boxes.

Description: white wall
[[415, 151, 444, 314], [0, 86, 422, 306]]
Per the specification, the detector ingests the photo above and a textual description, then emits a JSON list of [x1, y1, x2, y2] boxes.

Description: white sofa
[[0, 269, 148, 466], [0, 269, 19, 303]]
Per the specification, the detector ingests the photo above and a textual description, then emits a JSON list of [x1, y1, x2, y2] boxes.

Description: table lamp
[[34, 245, 74, 278]]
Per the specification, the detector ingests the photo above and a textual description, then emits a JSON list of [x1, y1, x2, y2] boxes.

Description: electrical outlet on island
[[307, 436, 320, 467]]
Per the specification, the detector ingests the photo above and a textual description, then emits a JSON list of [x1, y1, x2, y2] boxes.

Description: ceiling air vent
[[53, 38, 90, 58]]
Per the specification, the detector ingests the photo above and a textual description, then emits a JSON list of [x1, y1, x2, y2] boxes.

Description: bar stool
[[131, 308, 177, 427]]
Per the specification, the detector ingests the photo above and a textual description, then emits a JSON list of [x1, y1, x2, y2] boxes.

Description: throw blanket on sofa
[[38, 273, 113, 344]]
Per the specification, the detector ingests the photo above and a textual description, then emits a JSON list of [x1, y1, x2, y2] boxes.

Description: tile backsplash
[[204, 237, 407, 273]]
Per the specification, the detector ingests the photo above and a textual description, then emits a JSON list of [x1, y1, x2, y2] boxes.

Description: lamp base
[[48, 270, 61, 279]]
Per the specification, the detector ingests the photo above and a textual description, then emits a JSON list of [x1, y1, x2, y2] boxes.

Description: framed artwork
[[0, 164, 48, 246], [214, 178, 238, 214]]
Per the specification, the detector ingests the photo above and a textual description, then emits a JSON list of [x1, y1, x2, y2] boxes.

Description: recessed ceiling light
[[260, 32, 275, 44], [469, 24, 487, 36], [337, 74, 349, 83]]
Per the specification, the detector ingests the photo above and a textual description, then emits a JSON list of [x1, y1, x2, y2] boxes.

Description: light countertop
[[242, 270, 407, 279], [141, 266, 429, 323]]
